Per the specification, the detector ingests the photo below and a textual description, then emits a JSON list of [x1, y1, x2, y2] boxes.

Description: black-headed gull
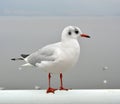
[[11, 26, 90, 93]]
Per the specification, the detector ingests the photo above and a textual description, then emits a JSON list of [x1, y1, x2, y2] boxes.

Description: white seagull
[[11, 26, 90, 93]]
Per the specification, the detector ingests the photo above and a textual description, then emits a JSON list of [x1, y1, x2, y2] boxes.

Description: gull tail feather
[[11, 57, 24, 61], [11, 54, 29, 61]]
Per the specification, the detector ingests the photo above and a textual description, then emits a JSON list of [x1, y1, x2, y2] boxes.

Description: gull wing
[[27, 43, 60, 66]]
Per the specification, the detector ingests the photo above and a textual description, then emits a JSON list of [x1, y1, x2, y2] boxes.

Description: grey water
[[0, 16, 120, 89]]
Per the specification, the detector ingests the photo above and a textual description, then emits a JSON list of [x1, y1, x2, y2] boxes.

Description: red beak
[[80, 34, 90, 38]]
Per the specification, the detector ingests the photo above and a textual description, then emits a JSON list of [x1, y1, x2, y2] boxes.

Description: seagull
[[11, 26, 90, 93]]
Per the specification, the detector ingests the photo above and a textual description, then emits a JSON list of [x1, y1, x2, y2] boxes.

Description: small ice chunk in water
[[35, 86, 41, 90], [18, 67, 22, 70], [0, 87, 4, 90], [103, 66, 108, 70], [103, 80, 107, 84]]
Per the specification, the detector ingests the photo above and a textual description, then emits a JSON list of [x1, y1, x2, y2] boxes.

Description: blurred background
[[0, 0, 120, 89]]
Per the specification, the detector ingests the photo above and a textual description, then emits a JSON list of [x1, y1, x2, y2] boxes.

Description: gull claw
[[46, 88, 57, 93], [59, 87, 68, 91]]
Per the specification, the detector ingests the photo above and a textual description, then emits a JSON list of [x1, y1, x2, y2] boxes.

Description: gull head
[[61, 26, 90, 41]]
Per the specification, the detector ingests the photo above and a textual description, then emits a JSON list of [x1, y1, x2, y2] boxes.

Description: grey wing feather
[[27, 46, 57, 66]]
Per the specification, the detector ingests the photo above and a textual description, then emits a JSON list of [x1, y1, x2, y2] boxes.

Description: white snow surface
[[0, 90, 120, 104]]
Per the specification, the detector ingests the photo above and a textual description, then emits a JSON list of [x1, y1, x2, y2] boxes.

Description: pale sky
[[0, 0, 120, 16]]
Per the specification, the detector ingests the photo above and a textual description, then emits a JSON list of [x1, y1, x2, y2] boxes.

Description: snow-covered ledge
[[0, 90, 120, 104]]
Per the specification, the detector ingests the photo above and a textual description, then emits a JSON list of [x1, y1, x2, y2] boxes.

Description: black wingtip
[[11, 58, 16, 61], [21, 54, 29, 58]]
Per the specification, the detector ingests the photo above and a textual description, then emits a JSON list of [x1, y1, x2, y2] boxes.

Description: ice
[[18, 67, 22, 70], [34, 86, 41, 90], [0, 90, 120, 104], [0, 87, 4, 90], [103, 66, 108, 70], [103, 80, 107, 84]]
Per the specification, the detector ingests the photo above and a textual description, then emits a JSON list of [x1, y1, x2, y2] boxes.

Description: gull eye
[[75, 30, 79, 34], [68, 31, 71, 35]]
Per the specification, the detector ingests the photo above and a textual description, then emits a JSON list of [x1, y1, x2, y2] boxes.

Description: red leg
[[46, 73, 57, 93], [59, 73, 68, 91]]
